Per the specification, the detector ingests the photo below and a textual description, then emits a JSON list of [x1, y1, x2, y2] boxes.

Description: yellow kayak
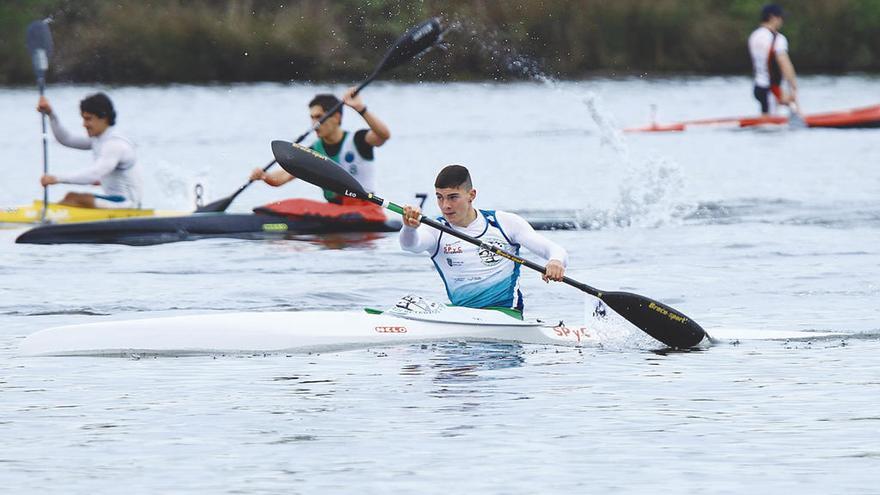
[[0, 200, 184, 225]]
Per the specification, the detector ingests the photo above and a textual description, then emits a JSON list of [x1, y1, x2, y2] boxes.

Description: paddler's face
[[81, 111, 109, 137], [436, 185, 476, 225], [770, 15, 784, 30], [310, 105, 340, 139]]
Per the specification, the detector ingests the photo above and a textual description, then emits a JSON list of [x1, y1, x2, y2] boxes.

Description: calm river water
[[1, 76, 878, 493]]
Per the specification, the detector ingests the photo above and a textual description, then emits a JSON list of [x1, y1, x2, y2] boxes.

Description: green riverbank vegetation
[[2, 0, 878, 84]]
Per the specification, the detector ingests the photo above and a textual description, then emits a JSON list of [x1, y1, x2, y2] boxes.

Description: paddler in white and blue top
[[400, 165, 567, 318], [37, 93, 142, 208]]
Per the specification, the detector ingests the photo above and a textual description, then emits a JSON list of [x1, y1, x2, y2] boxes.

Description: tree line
[[2, 0, 878, 85]]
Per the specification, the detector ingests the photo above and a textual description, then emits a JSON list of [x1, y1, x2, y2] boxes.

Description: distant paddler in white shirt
[[249, 88, 391, 221], [399, 165, 567, 318], [36, 92, 142, 208]]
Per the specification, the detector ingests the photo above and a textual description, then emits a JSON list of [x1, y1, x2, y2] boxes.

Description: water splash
[[151, 160, 209, 210], [582, 93, 629, 158], [580, 93, 695, 228], [582, 294, 664, 350], [454, 17, 553, 83], [611, 155, 691, 228], [463, 21, 694, 229]]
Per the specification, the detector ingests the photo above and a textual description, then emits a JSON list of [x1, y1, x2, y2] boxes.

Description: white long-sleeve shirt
[[400, 208, 567, 310], [49, 113, 142, 207]]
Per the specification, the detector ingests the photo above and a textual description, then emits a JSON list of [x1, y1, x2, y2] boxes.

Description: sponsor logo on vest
[[478, 236, 509, 266], [375, 326, 408, 333], [443, 242, 463, 254]]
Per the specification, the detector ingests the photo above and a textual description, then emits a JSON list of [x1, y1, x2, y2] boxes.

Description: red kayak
[[625, 103, 880, 133]]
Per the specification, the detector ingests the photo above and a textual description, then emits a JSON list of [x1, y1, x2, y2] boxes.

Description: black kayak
[[15, 209, 588, 246], [15, 212, 404, 246]]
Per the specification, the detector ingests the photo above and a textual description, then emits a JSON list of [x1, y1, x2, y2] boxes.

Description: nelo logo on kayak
[[375, 326, 407, 333]]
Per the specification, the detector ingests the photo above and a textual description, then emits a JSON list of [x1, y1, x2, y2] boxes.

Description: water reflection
[[399, 341, 525, 383], [285, 232, 389, 250], [271, 374, 337, 399]]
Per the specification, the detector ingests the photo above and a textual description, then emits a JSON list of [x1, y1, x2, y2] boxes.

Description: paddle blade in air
[[271, 140, 369, 199], [599, 291, 706, 348], [26, 19, 53, 79], [195, 195, 234, 213], [377, 18, 444, 74]]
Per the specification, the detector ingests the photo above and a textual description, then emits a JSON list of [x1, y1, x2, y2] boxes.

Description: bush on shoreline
[[2, 0, 878, 85]]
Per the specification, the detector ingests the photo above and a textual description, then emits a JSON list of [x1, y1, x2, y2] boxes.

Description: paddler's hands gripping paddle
[[26, 19, 54, 222], [196, 17, 447, 214], [271, 140, 708, 349]]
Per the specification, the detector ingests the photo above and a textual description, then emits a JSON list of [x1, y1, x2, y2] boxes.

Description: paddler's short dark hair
[[761, 3, 785, 21], [435, 165, 472, 190], [80, 92, 116, 125], [309, 94, 343, 119]]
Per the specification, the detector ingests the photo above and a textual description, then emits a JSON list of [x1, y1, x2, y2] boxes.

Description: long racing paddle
[[196, 17, 446, 213], [26, 19, 54, 222], [271, 140, 708, 349]]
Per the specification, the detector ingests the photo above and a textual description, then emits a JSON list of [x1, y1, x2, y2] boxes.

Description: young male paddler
[[36, 93, 142, 208], [251, 87, 391, 221], [399, 165, 567, 317]]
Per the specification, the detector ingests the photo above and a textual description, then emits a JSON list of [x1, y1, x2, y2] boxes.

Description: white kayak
[[21, 294, 835, 357], [20, 296, 599, 357]]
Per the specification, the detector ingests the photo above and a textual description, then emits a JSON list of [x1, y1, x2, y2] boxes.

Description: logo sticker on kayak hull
[[262, 223, 289, 232], [553, 325, 591, 343], [375, 326, 407, 333]]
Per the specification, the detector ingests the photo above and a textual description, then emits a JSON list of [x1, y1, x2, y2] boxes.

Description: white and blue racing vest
[[431, 209, 523, 310]]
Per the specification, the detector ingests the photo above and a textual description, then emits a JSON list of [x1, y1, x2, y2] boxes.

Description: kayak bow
[[0, 200, 182, 225]]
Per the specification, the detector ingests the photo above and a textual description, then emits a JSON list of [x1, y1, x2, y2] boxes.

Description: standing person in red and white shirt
[[748, 4, 801, 116]]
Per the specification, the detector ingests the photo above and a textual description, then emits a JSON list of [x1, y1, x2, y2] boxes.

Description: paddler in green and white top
[[400, 165, 568, 317], [250, 89, 391, 220]]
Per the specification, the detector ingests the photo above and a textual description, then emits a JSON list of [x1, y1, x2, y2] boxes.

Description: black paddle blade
[[271, 140, 369, 199], [377, 18, 444, 74], [195, 196, 234, 213], [599, 291, 706, 348], [26, 20, 53, 77]]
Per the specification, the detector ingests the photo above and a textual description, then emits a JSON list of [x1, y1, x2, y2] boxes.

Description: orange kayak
[[625, 103, 880, 133]]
